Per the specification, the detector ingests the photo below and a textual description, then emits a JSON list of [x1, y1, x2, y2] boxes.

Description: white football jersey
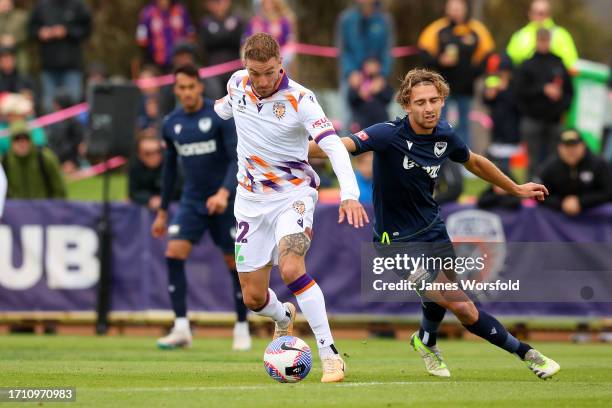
[[215, 69, 337, 201]]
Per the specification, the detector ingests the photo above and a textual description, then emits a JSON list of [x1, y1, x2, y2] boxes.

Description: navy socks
[[167, 257, 187, 318], [464, 309, 532, 359], [419, 301, 447, 347]]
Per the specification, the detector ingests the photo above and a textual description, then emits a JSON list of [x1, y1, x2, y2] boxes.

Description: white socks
[[174, 317, 190, 332], [252, 288, 290, 326], [294, 282, 335, 351]]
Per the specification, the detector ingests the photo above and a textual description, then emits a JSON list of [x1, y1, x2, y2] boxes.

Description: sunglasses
[[142, 149, 162, 156], [12, 134, 30, 142]]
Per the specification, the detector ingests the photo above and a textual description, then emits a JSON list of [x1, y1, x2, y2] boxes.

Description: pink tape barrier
[[66, 156, 127, 182]]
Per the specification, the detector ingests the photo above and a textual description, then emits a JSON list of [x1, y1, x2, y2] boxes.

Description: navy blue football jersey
[[160, 99, 238, 210], [348, 116, 470, 240]]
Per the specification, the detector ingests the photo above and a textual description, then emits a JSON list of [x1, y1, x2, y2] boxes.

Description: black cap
[[172, 41, 197, 58], [559, 128, 583, 145]]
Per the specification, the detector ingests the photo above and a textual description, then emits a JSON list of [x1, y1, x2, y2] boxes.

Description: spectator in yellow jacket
[[506, 0, 578, 69], [418, 0, 494, 147]]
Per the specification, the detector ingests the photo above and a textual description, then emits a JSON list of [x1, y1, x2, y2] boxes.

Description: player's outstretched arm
[[316, 135, 369, 228], [463, 152, 549, 201], [308, 137, 357, 159]]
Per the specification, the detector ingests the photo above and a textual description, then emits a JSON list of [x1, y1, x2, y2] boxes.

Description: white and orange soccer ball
[[263, 336, 312, 383]]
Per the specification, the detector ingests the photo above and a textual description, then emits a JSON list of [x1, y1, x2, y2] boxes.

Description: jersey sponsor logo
[[311, 117, 331, 129], [422, 165, 440, 178], [403, 156, 440, 178], [407, 141, 413, 150], [198, 117, 212, 133], [403, 156, 417, 169], [356, 130, 369, 141], [174, 124, 182, 135], [434, 141, 447, 157], [174, 140, 217, 156], [273, 101, 286, 119]]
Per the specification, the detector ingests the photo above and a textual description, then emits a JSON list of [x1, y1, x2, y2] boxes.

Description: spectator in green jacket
[[506, 0, 578, 69], [1, 120, 66, 199]]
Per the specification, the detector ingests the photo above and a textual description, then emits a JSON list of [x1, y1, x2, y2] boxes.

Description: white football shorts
[[233, 187, 317, 272]]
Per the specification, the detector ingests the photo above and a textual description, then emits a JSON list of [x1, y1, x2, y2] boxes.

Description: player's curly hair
[[396, 69, 450, 107], [243, 32, 281, 62]]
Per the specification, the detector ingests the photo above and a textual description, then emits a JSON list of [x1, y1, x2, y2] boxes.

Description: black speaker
[[87, 82, 142, 157]]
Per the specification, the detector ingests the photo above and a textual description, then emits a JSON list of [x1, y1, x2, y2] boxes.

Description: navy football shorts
[[168, 200, 235, 254], [373, 218, 456, 288]]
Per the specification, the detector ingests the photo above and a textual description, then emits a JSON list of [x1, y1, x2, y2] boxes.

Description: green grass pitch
[[1, 335, 611, 407]]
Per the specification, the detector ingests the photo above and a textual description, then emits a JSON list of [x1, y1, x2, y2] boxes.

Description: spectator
[[482, 52, 520, 173], [138, 64, 162, 132], [29, 0, 92, 113], [158, 42, 223, 114], [348, 57, 394, 132], [0, 46, 35, 99], [0, 0, 29, 73], [1, 120, 66, 199], [337, 0, 394, 131], [129, 135, 165, 210], [507, 0, 578, 70], [418, 0, 494, 147], [338, 0, 394, 83], [0, 92, 46, 154], [515, 28, 573, 179], [434, 161, 464, 204], [354, 151, 373, 204], [46, 91, 85, 174], [136, 0, 195, 71], [539, 129, 612, 216], [199, 0, 244, 92], [245, 0, 296, 73]]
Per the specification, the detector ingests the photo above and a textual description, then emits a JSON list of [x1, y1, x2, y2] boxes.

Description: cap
[[9, 120, 30, 139], [559, 128, 582, 145], [172, 41, 197, 58]]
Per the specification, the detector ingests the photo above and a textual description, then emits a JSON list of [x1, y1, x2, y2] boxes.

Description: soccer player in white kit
[[215, 33, 369, 383]]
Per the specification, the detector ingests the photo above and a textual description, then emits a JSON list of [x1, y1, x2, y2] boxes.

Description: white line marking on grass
[[89, 381, 440, 393]]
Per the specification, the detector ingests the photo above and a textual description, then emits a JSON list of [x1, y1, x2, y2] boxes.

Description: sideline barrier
[[1, 200, 611, 317]]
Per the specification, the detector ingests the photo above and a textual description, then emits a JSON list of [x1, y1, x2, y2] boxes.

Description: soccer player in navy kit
[[151, 64, 251, 351], [310, 69, 560, 379]]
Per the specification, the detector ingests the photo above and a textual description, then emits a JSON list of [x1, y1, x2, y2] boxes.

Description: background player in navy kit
[[151, 64, 251, 351], [309, 69, 560, 380]]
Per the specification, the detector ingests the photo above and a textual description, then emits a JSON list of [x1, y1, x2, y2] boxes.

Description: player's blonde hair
[[396, 69, 450, 107], [243, 32, 281, 62]]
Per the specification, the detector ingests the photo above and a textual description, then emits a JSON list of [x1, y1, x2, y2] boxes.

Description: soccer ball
[[263, 336, 312, 383]]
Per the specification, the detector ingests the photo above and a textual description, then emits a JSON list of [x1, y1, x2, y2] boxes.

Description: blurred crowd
[[0, 0, 611, 218]]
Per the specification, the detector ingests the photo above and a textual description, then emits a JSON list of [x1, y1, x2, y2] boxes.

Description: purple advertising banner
[[1, 200, 611, 316]]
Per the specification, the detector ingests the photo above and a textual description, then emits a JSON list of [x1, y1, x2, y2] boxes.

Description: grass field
[[1, 335, 611, 407]]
